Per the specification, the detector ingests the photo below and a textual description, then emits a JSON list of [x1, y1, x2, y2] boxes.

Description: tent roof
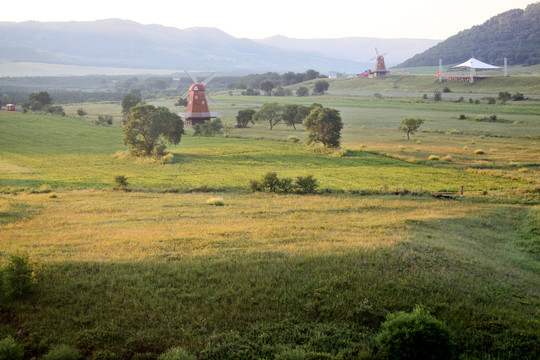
[[451, 58, 501, 69]]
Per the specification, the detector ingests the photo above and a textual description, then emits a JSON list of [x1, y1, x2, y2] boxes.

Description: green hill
[[397, 2, 540, 67]]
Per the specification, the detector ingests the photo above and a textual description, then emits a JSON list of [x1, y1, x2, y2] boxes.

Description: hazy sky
[[2, 0, 537, 39]]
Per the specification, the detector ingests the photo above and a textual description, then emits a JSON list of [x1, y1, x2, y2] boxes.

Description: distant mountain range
[[0, 19, 437, 74], [397, 2, 540, 68]]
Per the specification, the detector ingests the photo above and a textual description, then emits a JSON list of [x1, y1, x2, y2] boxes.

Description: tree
[[123, 104, 184, 156], [313, 80, 329, 95], [498, 91, 511, 104], [282, 104, 310, 130], [22, 91, 52, 111], [296, 87, 309, 97], [29, 91, 52, 106], [77, 108, 87, 117], [253, 102, 283, 130], [236, 109, 256, 128], [175, 97, 188, 107], [305, 69, 320, 80], [260, 80, 275, 96], [121, 92, 143, 116], [303, 106, 343, 147], [400, 118, 424, 140]]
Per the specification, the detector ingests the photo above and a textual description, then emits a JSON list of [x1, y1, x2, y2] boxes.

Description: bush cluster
[[250, 172, 318, 194], [192, 119, 223, 137]]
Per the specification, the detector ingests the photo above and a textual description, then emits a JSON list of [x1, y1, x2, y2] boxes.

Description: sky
[[2, 0, 537, 40]]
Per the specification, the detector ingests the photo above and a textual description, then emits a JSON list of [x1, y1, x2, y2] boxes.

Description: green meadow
[[1, 75, 539, 359]]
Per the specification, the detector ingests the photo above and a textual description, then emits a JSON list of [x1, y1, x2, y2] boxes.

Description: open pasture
[[1, 75, 539, 359], [1, 190, 539, 359]]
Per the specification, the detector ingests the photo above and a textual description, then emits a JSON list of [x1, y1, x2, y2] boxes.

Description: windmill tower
[[371, 48, 390, 77], [178, 71, 219, 126]]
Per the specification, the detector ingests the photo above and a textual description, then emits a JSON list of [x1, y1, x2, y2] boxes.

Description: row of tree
[[236, 102, 343, 147]]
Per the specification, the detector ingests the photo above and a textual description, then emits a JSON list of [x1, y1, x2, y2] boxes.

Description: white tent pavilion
[[450, 57, 502, 83]]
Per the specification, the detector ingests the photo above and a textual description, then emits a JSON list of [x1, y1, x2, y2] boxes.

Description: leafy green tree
[[498, 91, 511, 104], [400, 118, 424, 140], [313, 80, 329, 95], [296, 87, 309, 97], [22, 91, 53, 111], [29, 91, 52, 106], [283, 104, 310, 130], [236, 109, 256, 128], [303, 106, 343, 147], [304, 69, 320, 80], [123, 104, 184, 156], [260, 80, 275, 96], [253, 102, 283, 130], [121, 93, 143, 116]]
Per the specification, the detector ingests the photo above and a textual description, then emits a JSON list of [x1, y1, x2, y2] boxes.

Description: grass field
[[1, 76, 539, 359]]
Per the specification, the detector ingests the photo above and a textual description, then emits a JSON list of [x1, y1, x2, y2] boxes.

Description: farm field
[[1, 76, 539, 360]]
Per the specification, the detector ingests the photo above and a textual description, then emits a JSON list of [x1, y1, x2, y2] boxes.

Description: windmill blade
[[201, 72, 216, 86], [181, 89, 190, 100], [184, 70, 198, 84], [205, 93, 214, 104]]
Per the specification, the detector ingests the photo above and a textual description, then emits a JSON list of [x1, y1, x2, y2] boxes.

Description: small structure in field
[[371, 48, 390, 77], [6, 104, 15, 111], [178, 71, 220, 127]]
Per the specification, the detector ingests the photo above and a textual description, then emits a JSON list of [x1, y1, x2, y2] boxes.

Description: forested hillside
[[397, 2, 540, 67]]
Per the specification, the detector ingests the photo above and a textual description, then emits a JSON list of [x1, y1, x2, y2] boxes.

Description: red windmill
[[179, 70, 219, 126], [370, 48, 390, 77]]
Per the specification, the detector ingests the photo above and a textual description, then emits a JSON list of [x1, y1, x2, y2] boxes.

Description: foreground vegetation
[[1, 75, 539, 359]]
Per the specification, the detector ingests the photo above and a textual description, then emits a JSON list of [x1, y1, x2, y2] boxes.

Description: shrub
[[428, 155, 440, 161], [91, 350, 118, 360], [376, 306, 453, 360], [43, 345, 82, 360], [512, 92, 525, 101], [287, 135, 300, 143], [442, 155, 453, 162], [0, 337, 24, 360], [206, 197, 225, 206], [474, 149, 485, 155], [96, 115, 113, 126], [2, 251, 37, 299], [294, 175, 319, 194], [77, 108, 87, 117], [158, 347, 195, 360], [275, 348, 307, 360], [262, 172, 281, 193], [458, 114, 467, 120], [433, 89, 441, 101], [487, 97, 496, 104], [250, 179, 263, 193], [442, 87, 451, 93], [113, 175, 129, 191]]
